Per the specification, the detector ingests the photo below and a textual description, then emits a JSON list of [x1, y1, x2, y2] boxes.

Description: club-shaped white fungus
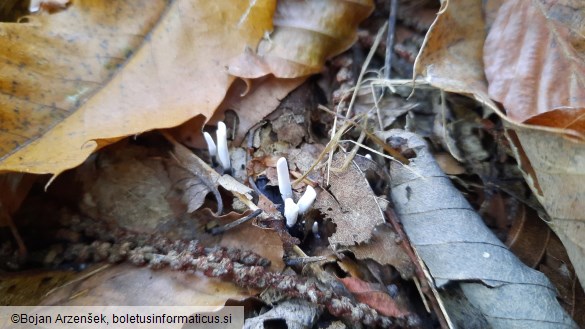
[[284, 198, 299, 227], [216, 121, 231, 171], [277, 157, 293, 200], [297, 185, 316, 214], [312, 221, 319, 235], [203, 132, 217, 157]]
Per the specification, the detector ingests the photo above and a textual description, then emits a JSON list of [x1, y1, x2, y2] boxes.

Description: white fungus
[[276, 157, 293, 200], [284, 198, 299, 227], [216, 121, 231, 172]]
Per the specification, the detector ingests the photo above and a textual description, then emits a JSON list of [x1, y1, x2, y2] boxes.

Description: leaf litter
[[414, 1, 585, 323], [3, 0, 585, 327]]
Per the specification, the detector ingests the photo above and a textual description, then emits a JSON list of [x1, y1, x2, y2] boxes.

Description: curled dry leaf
[[228, 0, 375, 79], [0, 0, 274, 175], [413, 0, 494, 108], [168, 138, 225, 215], [388, 129, 575, 328], [174, 77, 306, 148]]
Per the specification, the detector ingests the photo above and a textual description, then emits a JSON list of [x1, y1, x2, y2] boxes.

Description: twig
[[292, 120, 354, 186], [210, 209, 263, 235], [284, 256, 328, 267], [346, 21, 388, 119], [385, 0, 398, 80], [317, 104, 410, 165]]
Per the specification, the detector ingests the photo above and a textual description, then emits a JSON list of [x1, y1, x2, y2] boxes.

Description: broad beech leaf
[[0, 0, 275, 175], [485, 0, 585, 137]]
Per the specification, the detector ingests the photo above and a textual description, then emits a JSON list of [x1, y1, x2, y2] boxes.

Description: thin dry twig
[[318, 104, 410, 164], [346, 22, 388, 119], [210, 209, 263, 235], [385, 0, 398, 80]]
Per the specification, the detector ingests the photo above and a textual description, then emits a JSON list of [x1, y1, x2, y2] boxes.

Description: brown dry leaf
[[483, 0, 585, 289], [338, 277, 409, 318], [204, 209, 285, 272], [415, 0, 585, 291], [0, 0, 274, 175], [314, 153, 385, 246], [541, 234, 585, 326], [0, 269, 79, 305], [484, 0, 585, 137], [228, 0, 375, 79], [413, 0, 494, 108], [39, 264, 252, 306], [350, 224, 415, 279], [167, 163, 214, 215], [506, 204, 550, 268], [507, 205, 585, 326], [507, 127, 585, 290]]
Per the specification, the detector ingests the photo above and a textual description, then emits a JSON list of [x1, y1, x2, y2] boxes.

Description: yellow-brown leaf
[[0, 0, 275, 175]]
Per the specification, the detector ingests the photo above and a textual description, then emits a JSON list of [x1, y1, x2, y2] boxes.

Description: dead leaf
[[39, 264, 252, 306], [314, 152, 385, 246], [414, 0, 585, 294], [484, 0, 585, 136], [506, 204, 550, 268], [433, 152, 465, 175], [484, 0, 585, 290], [228, 0, 375, 79], [209, 209, 285, 272], [0, 0, 274, 175], [339, 277, 409, 318], [388, 129, 576, 327], [350, 224, 414, 279], [0, 269, 79, 305], [413, 0, 494, 108], [167, 162, 215, 214], [265, 82, 318, 147]]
